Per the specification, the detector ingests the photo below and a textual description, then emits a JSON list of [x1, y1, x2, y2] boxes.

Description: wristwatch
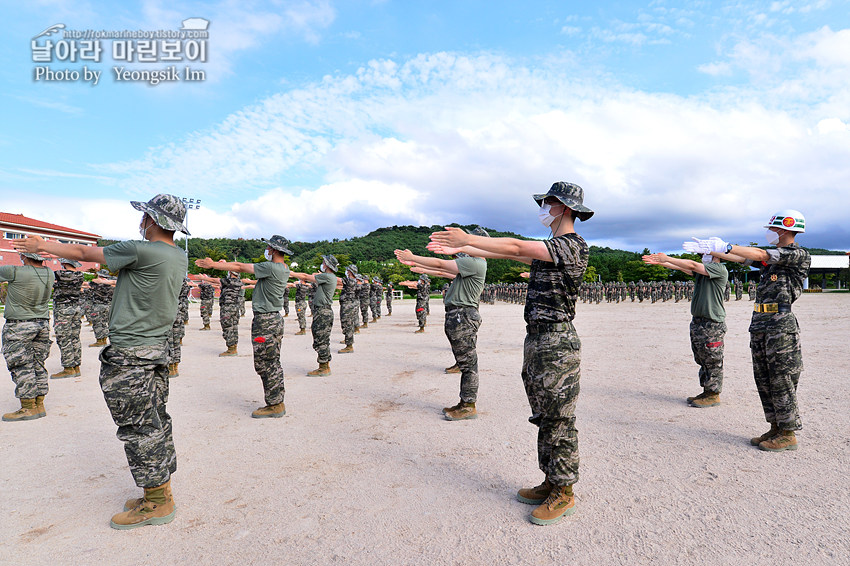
[[726, 243, 733, 253]]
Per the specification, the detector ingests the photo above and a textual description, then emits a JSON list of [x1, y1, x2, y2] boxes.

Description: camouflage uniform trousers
[[90, 302, 110, 340], [283, 294, 290, 316], [750, 329, 803, 431], [252, 312, 285, 406], [521, 323, 581, 487], [415, 298, 428, 328], [3, 319, 52, 399], [444, 306, 482, 403], [370, 295, 381, 318], [311, 305, 334, 364], [295, 300, 308, 331], [98, 342, 175, 487], [359, 297, 369, 325], [219, 302, 240, 348], [340, 300, 358, 347], [689, 317, 726, 394], [239, 293, 246, 317], [53, 303, 83, 368], [200, 298, 214, 326], [168, 314, 186, 364], [386, 294, 392, 315]]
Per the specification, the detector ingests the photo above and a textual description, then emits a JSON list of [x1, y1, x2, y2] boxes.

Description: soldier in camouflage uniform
[[401, 226, 488, 421], [292, 255, 339, 376], [1, 251, 54, 422], [294, 280, 309, 335], [167, 277, 191, 377], [16, 194, 189, 529], [198, 235, 294, 419], [385, 282, 394, 315], [50, 258, 84, 379], [696, 210, 811, 452], [198, 280, 215, 330], [357, 275, 370, 328], [643, 251, 728, 407], [431, 181, 592, 526], [307, 281, 316, 318], [338, 265, 359, 353], [370, 277, 383, 321], [88, 274, 114, 347], [217, 272, 243, 356]]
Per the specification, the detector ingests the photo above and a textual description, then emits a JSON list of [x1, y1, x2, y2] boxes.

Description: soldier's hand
[[394, 249, 414, 263], [430, 226, 469, 248], [426, 242, 462, 256], [11, 234, 44, 254], [195, 257, 214, 268]]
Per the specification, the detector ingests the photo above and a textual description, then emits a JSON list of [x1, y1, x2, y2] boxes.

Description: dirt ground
[[1, 294, 848, 566]]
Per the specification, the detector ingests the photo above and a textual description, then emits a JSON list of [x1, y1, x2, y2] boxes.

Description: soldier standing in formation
[[50, 258, 84, 379], [292, 255, 339, 376], [385, 281, 394, 315], [198, 280, 215, 330], [338, 265, 359, 354], [167, 276, 191, 378], [1, 251, 55, 422], [357, 275, 370, 329], [642, 251, 728, 407], [695, 209, 811, 452], [431, 181, 592, 526], [88, 272, 114, 348], [293, 279, 309, 335], [197, 235, 293, 419]]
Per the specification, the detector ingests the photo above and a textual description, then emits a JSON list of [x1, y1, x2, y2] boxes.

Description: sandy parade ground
[[1, 293, 848, 566]]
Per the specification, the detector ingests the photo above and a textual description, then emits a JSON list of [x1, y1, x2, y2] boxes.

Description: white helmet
[[764, 209, 805, 233]]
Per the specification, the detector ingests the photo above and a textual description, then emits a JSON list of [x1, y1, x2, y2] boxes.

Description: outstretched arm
[[394, 249, 460, 275], [642, 253, 701, 276], [410, 265, 456, 279], [195, 258, 255, 274], [427, 229, 539, 264], [13, 235, 105, 264], [290, 271, 317, 283]]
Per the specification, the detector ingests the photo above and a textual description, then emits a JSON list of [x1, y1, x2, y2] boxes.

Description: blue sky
[[2, 0, 849, 253]]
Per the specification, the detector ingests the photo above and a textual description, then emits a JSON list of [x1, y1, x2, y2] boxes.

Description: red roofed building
[[0, 212, 102, 271]]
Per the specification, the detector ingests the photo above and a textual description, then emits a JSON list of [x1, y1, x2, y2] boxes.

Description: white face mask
[[702, 254, 714, 265], [264, 249, 273, 261], [139, 216, 149, 240], [765, 229, 780, 246], [538, 203, 557, 227]]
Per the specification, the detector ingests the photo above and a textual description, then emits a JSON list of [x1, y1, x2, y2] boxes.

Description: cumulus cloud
[[89, 29, 850, 252]]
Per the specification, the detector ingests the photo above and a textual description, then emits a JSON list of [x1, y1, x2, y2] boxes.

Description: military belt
[[526, 322, 572, 334], [753, 303, 791, 313]]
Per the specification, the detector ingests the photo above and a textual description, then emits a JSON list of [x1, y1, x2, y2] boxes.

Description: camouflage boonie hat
[[261, 235, 294, 255], [471, 226, 490, 237], [346, 264, 358, 275], [321, 254, 339, 272], [419, 273, 430, 281], [533, 181, 594, 221], [131, 193, 190, 234], [373, 277, 381, 283], [58, 258, 82, 268], [20, 252, 45, 262]]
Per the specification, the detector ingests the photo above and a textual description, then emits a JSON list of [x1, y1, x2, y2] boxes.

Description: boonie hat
[[58, 258, 82, 268], [20, 252, 45, 262], [321, 254, 339, 272], [533, 182, 594, 221], [131, 194, 190, 234], [262, 235, 294, 254]]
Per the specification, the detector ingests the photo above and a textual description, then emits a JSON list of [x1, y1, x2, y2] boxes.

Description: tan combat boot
[[168, 363, 179, 378], [73, 366, 81, 377], [759, 430, 797, 452], [338, 345, 354, 354], [51, 367, 78, 379], [2, 398, 44, 422], [201, 323, 211, 331], [517, 477, 552, 505], [530, 484, 576, 525], [183, 319, 189, 325], [689, 392, 720, 408], [111, 480, 176, 530], [294, 329, 307, 336], [361, 321, 368, 328], [219, 345, 238, 357], [750, 423, 779, 446], [124, 479, 175, 511], [251, 402, 286, 419], [34, 395, 46, 417], [89, 337, 107, 347], [445, 364, 460, 374], [371, 317, 378, 323], [307, 362, 331, 376], [444, 402, 477, 421], [414, 327, 425, 334]]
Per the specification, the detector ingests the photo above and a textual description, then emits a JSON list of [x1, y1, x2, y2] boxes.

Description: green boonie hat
[[58, 258, 82, 268], [471, 226, 490, 237], [321, 254, 339, 272], [262, 235, 294, 254], [533, 181, 594, 221], [131, 193, 190, 234], [20, 252, 45, 262], [346, 264, 358, 275]]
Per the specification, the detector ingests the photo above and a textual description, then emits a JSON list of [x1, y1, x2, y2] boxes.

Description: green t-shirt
[[103, 240, 188, 347], [0, 265, 54, 320], [313, 273, 337, 307], [690, 262, 728, 323], [444, 256, 487, 308], [252, 261, 290, 314]]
